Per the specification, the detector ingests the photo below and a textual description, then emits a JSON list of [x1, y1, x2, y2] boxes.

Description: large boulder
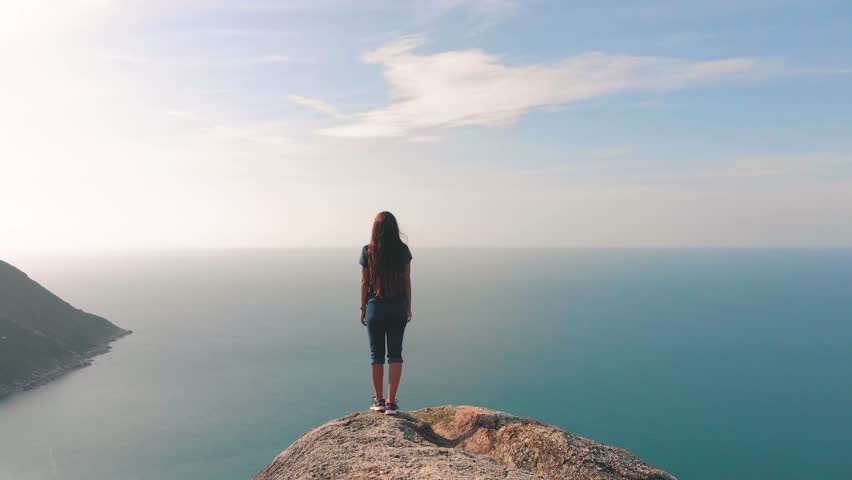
[[252, 405, 676, 480]]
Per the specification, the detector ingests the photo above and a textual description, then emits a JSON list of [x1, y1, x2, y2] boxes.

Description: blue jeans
[[365, 299, 408, 364]]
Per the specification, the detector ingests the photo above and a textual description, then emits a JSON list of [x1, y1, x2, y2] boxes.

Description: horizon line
[[5, 245, 852, 257]]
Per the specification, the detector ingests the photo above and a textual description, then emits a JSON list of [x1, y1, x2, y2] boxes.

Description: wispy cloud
[[241, 54, 290, 65], [428, 0, 519, 20], [165, 109, 199, 120], [690, 153, 852, 179], [161, 108, 295, 146], [107, 53, 289, 68], [586, 147, 636, 160], [288, 95, 349, 120], [305, 37, 759, 139], [619, 153, 852, 186], [407, 135, 442, 143], [656, 31, 718, 46], [400, 0, 520, 30], [789, 67, 852, 76], [203, 123, 294, 146]]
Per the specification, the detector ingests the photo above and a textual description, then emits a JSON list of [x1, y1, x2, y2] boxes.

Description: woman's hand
[[360, 309, 366, 326], [406, 309, 412, 323]]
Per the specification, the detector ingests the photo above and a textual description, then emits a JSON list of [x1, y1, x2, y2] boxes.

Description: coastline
[[0, 329, 132, 400]]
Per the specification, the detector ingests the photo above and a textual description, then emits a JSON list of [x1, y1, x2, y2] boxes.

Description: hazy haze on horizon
[[2, 1, 851, 252]]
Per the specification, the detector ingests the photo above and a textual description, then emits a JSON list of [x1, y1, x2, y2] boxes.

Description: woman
[[359, 211, 412, 416]]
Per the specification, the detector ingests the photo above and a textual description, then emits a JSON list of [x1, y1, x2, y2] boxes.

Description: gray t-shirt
[[359, 244, 412, 301]]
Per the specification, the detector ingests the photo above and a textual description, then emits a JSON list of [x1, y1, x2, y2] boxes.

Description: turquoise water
[[0, 249, 850, 479]]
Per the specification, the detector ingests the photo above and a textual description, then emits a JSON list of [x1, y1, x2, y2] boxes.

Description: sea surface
[[1, 249, 850, 480]]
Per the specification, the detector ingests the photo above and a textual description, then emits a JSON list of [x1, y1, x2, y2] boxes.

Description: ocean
[[0, 248, 850, 480]]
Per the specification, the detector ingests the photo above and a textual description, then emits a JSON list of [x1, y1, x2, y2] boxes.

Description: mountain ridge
[[0, 259, 130, 398]]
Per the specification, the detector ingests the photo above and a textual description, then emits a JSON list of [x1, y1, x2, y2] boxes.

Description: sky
[[1, 0, 851, 251]]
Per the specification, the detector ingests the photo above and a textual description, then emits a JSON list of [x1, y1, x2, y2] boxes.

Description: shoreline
[[0, 329, 132, 401]]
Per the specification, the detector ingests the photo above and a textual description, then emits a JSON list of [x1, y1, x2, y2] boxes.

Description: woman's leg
[[385, 303, 407, 403], [371, 364, 384, 400], [388, 363, 402, 403], [365, 303, 386, 399]]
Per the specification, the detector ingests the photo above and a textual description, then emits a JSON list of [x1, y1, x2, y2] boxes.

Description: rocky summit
[[252, 405, 676, 480]]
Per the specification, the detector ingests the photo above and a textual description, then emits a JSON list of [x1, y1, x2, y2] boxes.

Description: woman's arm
[[360, 266, 369, 325], [403, 263, 412, 322]]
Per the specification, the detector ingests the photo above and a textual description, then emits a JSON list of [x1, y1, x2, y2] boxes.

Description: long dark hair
[[368, 211, 408, 299]]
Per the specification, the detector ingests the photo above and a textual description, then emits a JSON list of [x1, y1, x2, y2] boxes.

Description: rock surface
[[252, 405, 676, 480]]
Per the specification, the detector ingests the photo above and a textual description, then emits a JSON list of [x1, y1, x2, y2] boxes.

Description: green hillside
[[0, 260, 130, 394]]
